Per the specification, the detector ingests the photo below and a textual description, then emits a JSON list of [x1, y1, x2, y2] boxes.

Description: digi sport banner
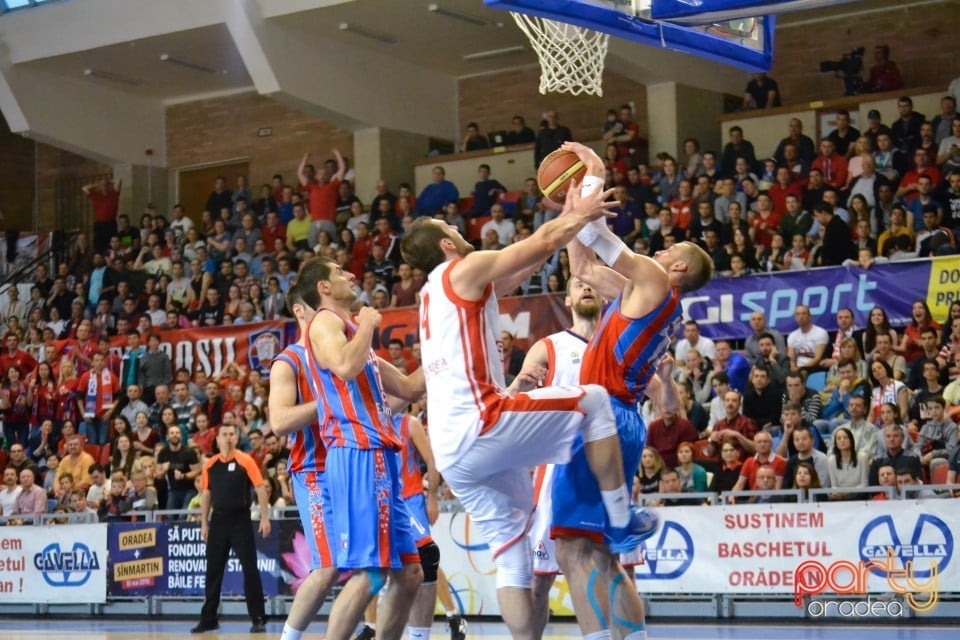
[[685, 257, 959, 341]]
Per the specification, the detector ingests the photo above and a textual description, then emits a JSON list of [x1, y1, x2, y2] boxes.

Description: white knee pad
[[579, 384, 617, 442], [494, 539, 533, 590]]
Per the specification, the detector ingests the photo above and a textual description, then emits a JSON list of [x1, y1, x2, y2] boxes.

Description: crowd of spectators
[[2, 79, 960, 526]]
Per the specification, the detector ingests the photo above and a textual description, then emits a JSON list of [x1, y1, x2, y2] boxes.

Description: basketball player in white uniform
[[401, 185, 657, 640], [512, 277, 602, 637]]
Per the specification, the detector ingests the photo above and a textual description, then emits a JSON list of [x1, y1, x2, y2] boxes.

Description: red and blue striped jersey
[[581, 289, 682, 404], [275, 344, 327, 474], [305, 309, 401, 451], [395, 414, 424, 500]]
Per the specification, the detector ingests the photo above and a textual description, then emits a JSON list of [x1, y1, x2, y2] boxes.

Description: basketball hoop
[[511, 12, 609, 96]]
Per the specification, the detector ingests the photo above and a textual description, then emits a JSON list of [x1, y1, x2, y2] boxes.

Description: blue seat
[[806, 371, 827, 392]]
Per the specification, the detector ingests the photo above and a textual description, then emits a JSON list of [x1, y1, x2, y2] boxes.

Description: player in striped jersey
[[300, 258, 426, 640], [559, 141, 714, 640], [269, 279, 338, 640], [402, 187, 656, 640], [512, 277, 602, 637], [356, 400, 444, 640]]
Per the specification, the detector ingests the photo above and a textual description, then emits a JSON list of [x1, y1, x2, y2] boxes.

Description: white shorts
[[442, 386, 587, 559], [529, 464, 559, 575]]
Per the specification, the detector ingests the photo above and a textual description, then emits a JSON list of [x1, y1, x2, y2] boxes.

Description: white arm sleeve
[[576, 219, 628, 266]]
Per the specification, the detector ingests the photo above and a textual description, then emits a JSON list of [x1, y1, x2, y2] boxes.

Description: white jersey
[[542, 329, 588, 387], [419, 259, 507, 472]]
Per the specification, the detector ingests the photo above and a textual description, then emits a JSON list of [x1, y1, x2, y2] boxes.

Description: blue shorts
[[403, 492, 433, 548], [550, 398, 646, 543], [325, 447, 420, 570], [291, 470, 335, 570]]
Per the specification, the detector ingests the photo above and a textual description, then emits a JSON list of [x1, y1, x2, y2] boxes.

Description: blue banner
[[684, 259, 939, 341], [106, 521, 279, 597]]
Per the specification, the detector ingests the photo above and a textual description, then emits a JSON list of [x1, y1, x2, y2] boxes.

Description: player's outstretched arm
[[267, 358, 318, 437], [309, 307, 379, 381], [568, 236, 627, 302], [450, 181, 616, 301], [378, 358, 426, 402], [656, 355, 681, 416], [506, 339, 550, 396]]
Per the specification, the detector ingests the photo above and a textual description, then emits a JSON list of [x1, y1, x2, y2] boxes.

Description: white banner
[[433, 501, 956, 616], [0, 524, 107, 603]]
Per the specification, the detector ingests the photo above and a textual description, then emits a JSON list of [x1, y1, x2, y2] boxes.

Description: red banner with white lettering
[[56, 321, 292, 379], [371, 293, 571, 354], [52, 294, 570, 380]]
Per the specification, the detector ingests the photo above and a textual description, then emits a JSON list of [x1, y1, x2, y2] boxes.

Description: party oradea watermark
[[792, 550, 939, 617]]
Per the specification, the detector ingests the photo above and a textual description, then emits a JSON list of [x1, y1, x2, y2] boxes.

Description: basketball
[[537, 148, 587, 203]]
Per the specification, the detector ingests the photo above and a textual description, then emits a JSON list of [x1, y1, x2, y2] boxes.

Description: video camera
[[819, 47, 865, 96]]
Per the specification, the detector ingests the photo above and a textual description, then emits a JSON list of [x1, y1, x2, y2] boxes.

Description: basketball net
[[511, 12, 609, 96]]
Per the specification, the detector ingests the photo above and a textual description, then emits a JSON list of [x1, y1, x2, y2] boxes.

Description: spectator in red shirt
[[731, 431, 786, 493], [82, 177, 122, 254], [0, 334, 38, 379], [810, 140, 848, 190], [190, 412, 218, 457], [669, 179, 694, 233], [709, 390, 758, 459], [768, 167, 804, 216], [260, 211, 286, 253], [645, 409, 698, 468], [866, 45, 902, 93], [297, 148, 345, 247]]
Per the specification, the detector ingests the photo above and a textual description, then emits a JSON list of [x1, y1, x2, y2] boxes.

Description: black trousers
[[199, 511, 265, 624], [92, 221, 117, 254]]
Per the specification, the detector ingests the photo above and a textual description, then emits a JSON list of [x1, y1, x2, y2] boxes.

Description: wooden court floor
[[1, 619, 959, 640]]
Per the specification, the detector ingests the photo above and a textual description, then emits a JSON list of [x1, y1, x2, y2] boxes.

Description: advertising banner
[[368, 293, 572, 354], [56, 321, 293, 380], [685, 260, 929, 340], [0, 524, 107, 603], [634, 501, 955, 596], [106, 521, 279, 597], [432, 501, 956, 616]]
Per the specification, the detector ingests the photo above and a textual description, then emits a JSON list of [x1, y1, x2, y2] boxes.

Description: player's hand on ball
[[560, 141, 604, 174], [357, 306, 382, 329]]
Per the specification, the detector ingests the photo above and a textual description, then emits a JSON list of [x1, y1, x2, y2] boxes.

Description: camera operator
[[867, 45, 902, 93]]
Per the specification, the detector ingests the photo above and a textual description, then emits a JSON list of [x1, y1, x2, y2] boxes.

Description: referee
[[191, 422, 271, 634]]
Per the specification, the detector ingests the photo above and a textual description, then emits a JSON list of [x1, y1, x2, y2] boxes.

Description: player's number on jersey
[[421, 292, 430, 340]]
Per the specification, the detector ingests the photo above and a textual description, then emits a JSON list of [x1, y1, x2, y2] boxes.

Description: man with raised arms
[[558, 141, 714, 640], [401, 184, 654, 640]]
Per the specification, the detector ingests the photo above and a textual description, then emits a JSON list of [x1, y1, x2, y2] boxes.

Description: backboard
[[650, 0, 861, 25], [484, 0, 775, 72]]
